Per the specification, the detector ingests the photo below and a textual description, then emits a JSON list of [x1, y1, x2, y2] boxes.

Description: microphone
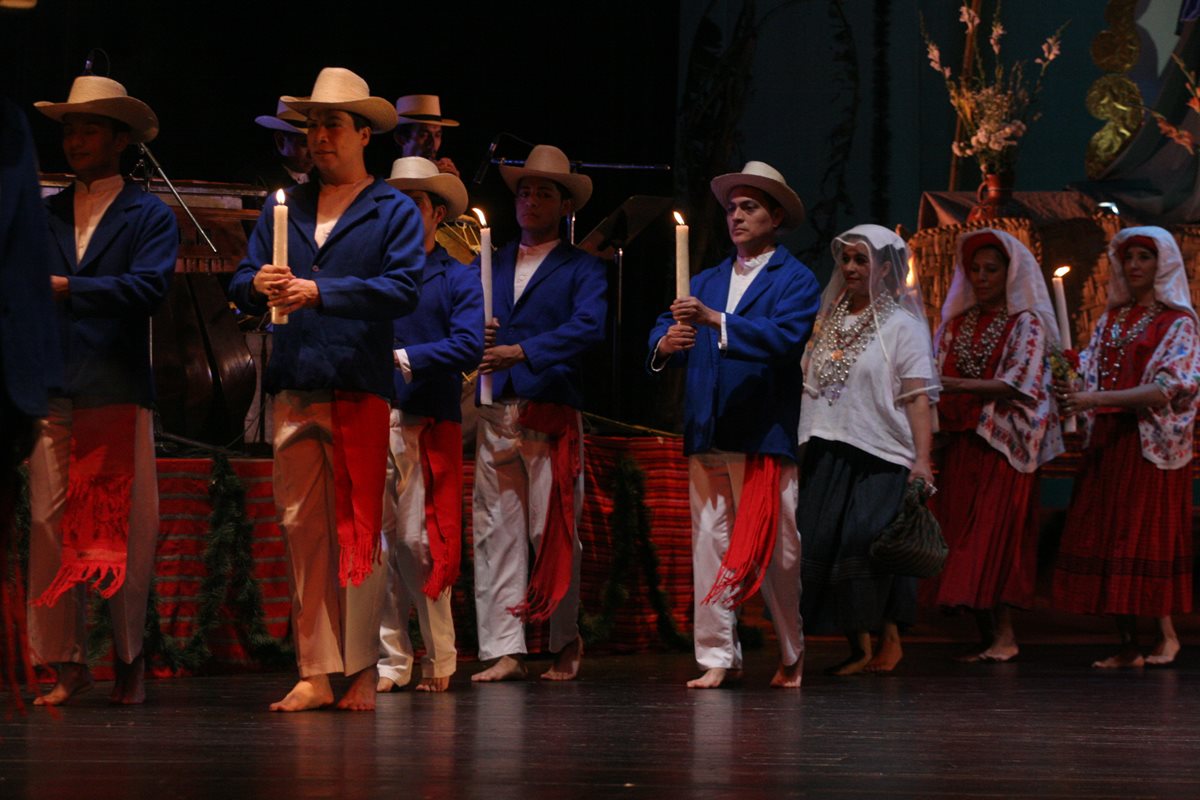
[[83, 53, 94, 74], [473, 134, 501, 185]]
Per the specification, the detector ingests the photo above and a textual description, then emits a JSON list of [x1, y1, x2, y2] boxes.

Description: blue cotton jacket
[[45, 180, 177, 408], [393, 244, 484, 421], [647, 245, 820, 459], [228, 178, 425, 399], [482, 240, 607, 409]]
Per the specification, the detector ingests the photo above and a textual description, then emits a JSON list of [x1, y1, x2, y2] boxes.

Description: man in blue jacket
[[471, 145, 606, 683], [649, 161, 819, 689], [375, 157, 482, 693], [228, 68, 425, 712], [28, 76, 176, 706]]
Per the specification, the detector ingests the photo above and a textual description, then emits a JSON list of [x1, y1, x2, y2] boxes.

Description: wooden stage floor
[[2, 643, 1197, 799]]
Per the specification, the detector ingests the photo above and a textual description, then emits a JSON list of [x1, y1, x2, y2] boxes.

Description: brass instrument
[[436, 213, 484, 265]]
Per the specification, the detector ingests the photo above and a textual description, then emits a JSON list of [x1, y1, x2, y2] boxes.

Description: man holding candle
[[228, 67, 425, 712], [375, 157, 482, 693], [648, 161, 819, 689], [26, 75, 177, 706], [471, 144, 607, 683]]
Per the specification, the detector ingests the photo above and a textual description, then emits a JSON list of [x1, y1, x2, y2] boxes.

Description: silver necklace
[[811, 293, 898, 404]]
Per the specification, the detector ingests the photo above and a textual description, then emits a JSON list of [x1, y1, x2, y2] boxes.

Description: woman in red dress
[[1055, 226, 1200, 668], [930, 230, 1063, 662]]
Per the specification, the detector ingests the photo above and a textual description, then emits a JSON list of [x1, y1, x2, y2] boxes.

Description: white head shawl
[[940, 228, 1061, 346], [1107, 226, 1197, 321]]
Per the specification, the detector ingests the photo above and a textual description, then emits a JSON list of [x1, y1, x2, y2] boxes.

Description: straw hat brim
[[386, 173, 468, 220], [280, 96, 397, 133], [499, 165, 592, 210], [255, 115, 306, 135], [710, 173, 805, 229], [34, 96, 159, 143], [396, 114, 460, 128]]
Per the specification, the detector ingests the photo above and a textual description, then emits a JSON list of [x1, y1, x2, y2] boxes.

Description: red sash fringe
[[330, 392, 390, 587], [702, 454, 781, 608], [508, 402, 581, 623], [34, 405, 137, 608], [418, 419, 463, 598]]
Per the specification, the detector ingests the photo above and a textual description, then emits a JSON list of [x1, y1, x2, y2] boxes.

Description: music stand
[[579, 195, 673, 397]]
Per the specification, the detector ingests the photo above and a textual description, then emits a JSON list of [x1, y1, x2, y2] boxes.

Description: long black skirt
[[798, 437, 915, 635]]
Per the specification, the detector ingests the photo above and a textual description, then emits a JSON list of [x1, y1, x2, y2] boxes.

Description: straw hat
[[255, 99, 307, 134], [386, 157, 468, 220], [34, 75, 159, 143], [282, 67, 397, 133], [499, 144, 592, 210], [394, 94, 459, 127], [710, 161, 805, 228]]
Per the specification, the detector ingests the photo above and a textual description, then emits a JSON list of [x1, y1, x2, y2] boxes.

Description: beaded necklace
[[812, 292, 898, 404], [951, 305, 1009, 379], [1097, 301, 1164, 388]]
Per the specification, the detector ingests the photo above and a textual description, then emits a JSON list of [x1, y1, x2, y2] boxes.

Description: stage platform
[[3, 644, 1198, 799]]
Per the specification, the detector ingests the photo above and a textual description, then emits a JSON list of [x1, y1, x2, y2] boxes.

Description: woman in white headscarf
[[926, 230, 1063, 663], [797, 224, 939, 676], [1055, 226, 1200, 668]]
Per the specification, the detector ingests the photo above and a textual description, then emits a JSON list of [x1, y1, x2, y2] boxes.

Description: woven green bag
[[868, 478, 948, 578]]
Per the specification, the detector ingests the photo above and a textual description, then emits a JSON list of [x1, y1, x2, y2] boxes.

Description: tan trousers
[[27, 398, 159, 666], [472, 401, 583, 661], [377, 410, 457, 684], [689, 452, 803, 670], [273, 390, 387, 678]]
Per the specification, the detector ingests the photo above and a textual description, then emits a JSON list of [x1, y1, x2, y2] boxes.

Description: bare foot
[[954, 649, 987, 664], [1092, 650, 1145, 669], [1146, 637, 1181, 666], [33, 662, 93, 706], [864, 636, 903, 673], [686, 667, 743, 689], [335, 667, 378, 711], [975, 643, 1019, 663], [376, 676, 405, 693], [826, 653, 871, 676], [472, 655, 527, 682], [415, 675, 451, 692], [541, 636, 583, 682], [111, 653, 146, 705], [770, 654, 804, 688], [269, 676, 334, 712]]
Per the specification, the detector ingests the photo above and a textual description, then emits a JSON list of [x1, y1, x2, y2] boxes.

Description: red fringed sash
[[508, 402, 581, 622], [418, 419, 463, 598], [34, 405, 137, 608], [702, 454, 782, 608], [330, 391, 390, 587]]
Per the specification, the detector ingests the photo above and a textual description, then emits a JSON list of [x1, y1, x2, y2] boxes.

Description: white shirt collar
[[735, 248, 775, 274]]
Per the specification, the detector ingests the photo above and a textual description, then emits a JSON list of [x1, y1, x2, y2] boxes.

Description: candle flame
[[673, 211, 686, 226], [906, 255, 918, 288], [1054, 266, 1071, 278], [472, 207, 488, 227], [275, 189, 286, 205]]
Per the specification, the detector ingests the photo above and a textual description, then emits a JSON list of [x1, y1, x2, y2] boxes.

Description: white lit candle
[[674, 211, 689, 298], [1052, 265, 1076, 433], [473, 207, 493, 406], [271, 189, 289, 326]]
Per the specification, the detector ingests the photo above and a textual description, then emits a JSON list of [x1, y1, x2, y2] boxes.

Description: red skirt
[[1053, 415, 1193, 616], [925, 432, 1039, 610]]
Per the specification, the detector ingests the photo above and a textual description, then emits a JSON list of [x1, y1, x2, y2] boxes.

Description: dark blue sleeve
[[407, 265, 485, 374], [227, 196, 273, 315], [66, 200, 177, 317], [519, 256, 608, 372], [723, 264, 821, 362]]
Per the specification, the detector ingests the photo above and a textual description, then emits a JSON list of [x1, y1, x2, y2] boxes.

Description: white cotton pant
[[272, 390, 387, 678], [472, 400, 583, 661], [689, 452, 803, 670], [377, 409, 457, 685], [27, 398, 159, 667]]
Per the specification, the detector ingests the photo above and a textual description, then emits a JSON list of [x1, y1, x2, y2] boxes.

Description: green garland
[[581, 456, 690, 650]]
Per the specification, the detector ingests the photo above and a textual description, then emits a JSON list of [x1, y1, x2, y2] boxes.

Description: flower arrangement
[[1047, 345, 1079, 386], [922, 3, 1067, 177], [1149, 54, 1200, 154]]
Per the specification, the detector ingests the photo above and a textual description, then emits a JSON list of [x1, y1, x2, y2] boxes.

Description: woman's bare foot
[[269, 676, 334, 712], [472, 655, 527, 682], [865, 625, 903, 673], [954, 649, 987, 664], [376, 675, 409, 693], [541, 636, 583, 681], [415, 675, 451, 692], [686, 667, 743, 688], [335, 667, 378, 711], [1092, 650, 1145, 669], [770, 654, 803, 688], [1145, 637, 1181, 666], [825, 653, 871, 676], [975, 643, 1018, 663], [33, 662, 93, 706], [111, 653, 146, 705]]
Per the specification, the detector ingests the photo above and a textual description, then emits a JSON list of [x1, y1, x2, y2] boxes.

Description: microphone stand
[[133, 142, 218, 254]]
